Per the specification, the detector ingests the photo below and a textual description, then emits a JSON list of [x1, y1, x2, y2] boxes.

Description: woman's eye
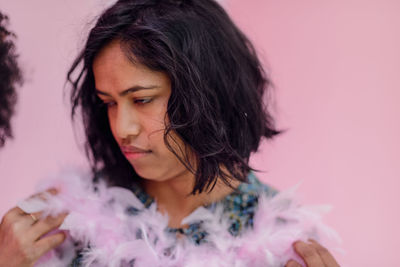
[[103, 101, 116, 108], [134, 98, 152, 105]]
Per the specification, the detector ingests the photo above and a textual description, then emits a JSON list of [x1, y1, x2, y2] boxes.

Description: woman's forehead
[[93, 40, 171, 95]]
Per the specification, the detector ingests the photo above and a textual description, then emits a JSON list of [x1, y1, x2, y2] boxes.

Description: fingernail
[[47, 188, 59, 195], [293, 240, 303, 247]]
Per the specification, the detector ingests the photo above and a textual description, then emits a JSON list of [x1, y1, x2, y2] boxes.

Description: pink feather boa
[[17, 170, 342, 267]]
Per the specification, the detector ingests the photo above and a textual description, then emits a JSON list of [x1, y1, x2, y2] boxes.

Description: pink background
[[1, 0, 399, 266]]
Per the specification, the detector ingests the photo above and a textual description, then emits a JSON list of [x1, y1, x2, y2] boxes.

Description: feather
[[17, 169, 342, 267]]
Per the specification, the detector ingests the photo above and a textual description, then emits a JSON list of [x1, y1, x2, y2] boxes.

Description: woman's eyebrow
[[95, 85, 160, 97]]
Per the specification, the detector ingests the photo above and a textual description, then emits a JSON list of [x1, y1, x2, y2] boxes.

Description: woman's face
[[93, 40, 192, 182]]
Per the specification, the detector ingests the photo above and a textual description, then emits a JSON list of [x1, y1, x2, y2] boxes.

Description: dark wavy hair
[[0, 12, 22, 147], [68, 0, 280, 194]]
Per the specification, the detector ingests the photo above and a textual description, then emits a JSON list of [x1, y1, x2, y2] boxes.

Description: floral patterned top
[[69, 172, 277, 266]]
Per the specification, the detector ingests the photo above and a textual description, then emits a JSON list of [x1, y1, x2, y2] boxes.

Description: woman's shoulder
[[242, 171, 278, 197], [217, 171, 278, 236], [222, 171, 278, 209]]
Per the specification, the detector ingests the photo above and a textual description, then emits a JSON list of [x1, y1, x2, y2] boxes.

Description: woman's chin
[[132, 167, 165, 183]]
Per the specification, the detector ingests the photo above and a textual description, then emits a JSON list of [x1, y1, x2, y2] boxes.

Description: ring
[[29, 213, 38, 223]]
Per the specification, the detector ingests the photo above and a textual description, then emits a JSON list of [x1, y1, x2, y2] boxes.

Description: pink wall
[[1, 1, 399, 266]]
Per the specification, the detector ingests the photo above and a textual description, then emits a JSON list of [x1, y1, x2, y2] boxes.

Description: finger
[[14, 211, 43, 230], [28, 188, 58, 201], [0, 206, 36, 229], [7, 210, 44, 229], [23, 211, 43, 226], [309, 239, 340, 267], [1, 207, 26, 224], [28, 213, 68, 241], [285, 260, 303, 267], [293, 241, 325, 267], [10, 206, 28, 215], [18, 189, 58, 215], [34, 232, 66, 259]]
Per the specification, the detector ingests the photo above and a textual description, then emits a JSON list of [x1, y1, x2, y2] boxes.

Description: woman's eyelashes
[[102, 100, 116, 108], [133, 98, 153, 105], [97, 98, 116, 108], [99, 97, 153, 108]]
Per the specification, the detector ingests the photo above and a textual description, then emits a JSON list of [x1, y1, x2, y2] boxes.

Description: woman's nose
[[115, 106, 140, 140]]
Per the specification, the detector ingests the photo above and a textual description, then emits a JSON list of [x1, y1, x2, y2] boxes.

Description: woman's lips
[[123, 151, 151, 160], [121, 146, 151, 160]]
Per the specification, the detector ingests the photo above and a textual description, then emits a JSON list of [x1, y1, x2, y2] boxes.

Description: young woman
[[0, 1, 341, 266]]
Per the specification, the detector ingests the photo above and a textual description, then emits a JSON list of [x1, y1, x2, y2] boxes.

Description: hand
[[286, 239, 340, 267], [0, 190, 67, 267]]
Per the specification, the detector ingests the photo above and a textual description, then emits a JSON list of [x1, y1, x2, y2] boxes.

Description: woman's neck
[[142, 169, 240, 228]]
